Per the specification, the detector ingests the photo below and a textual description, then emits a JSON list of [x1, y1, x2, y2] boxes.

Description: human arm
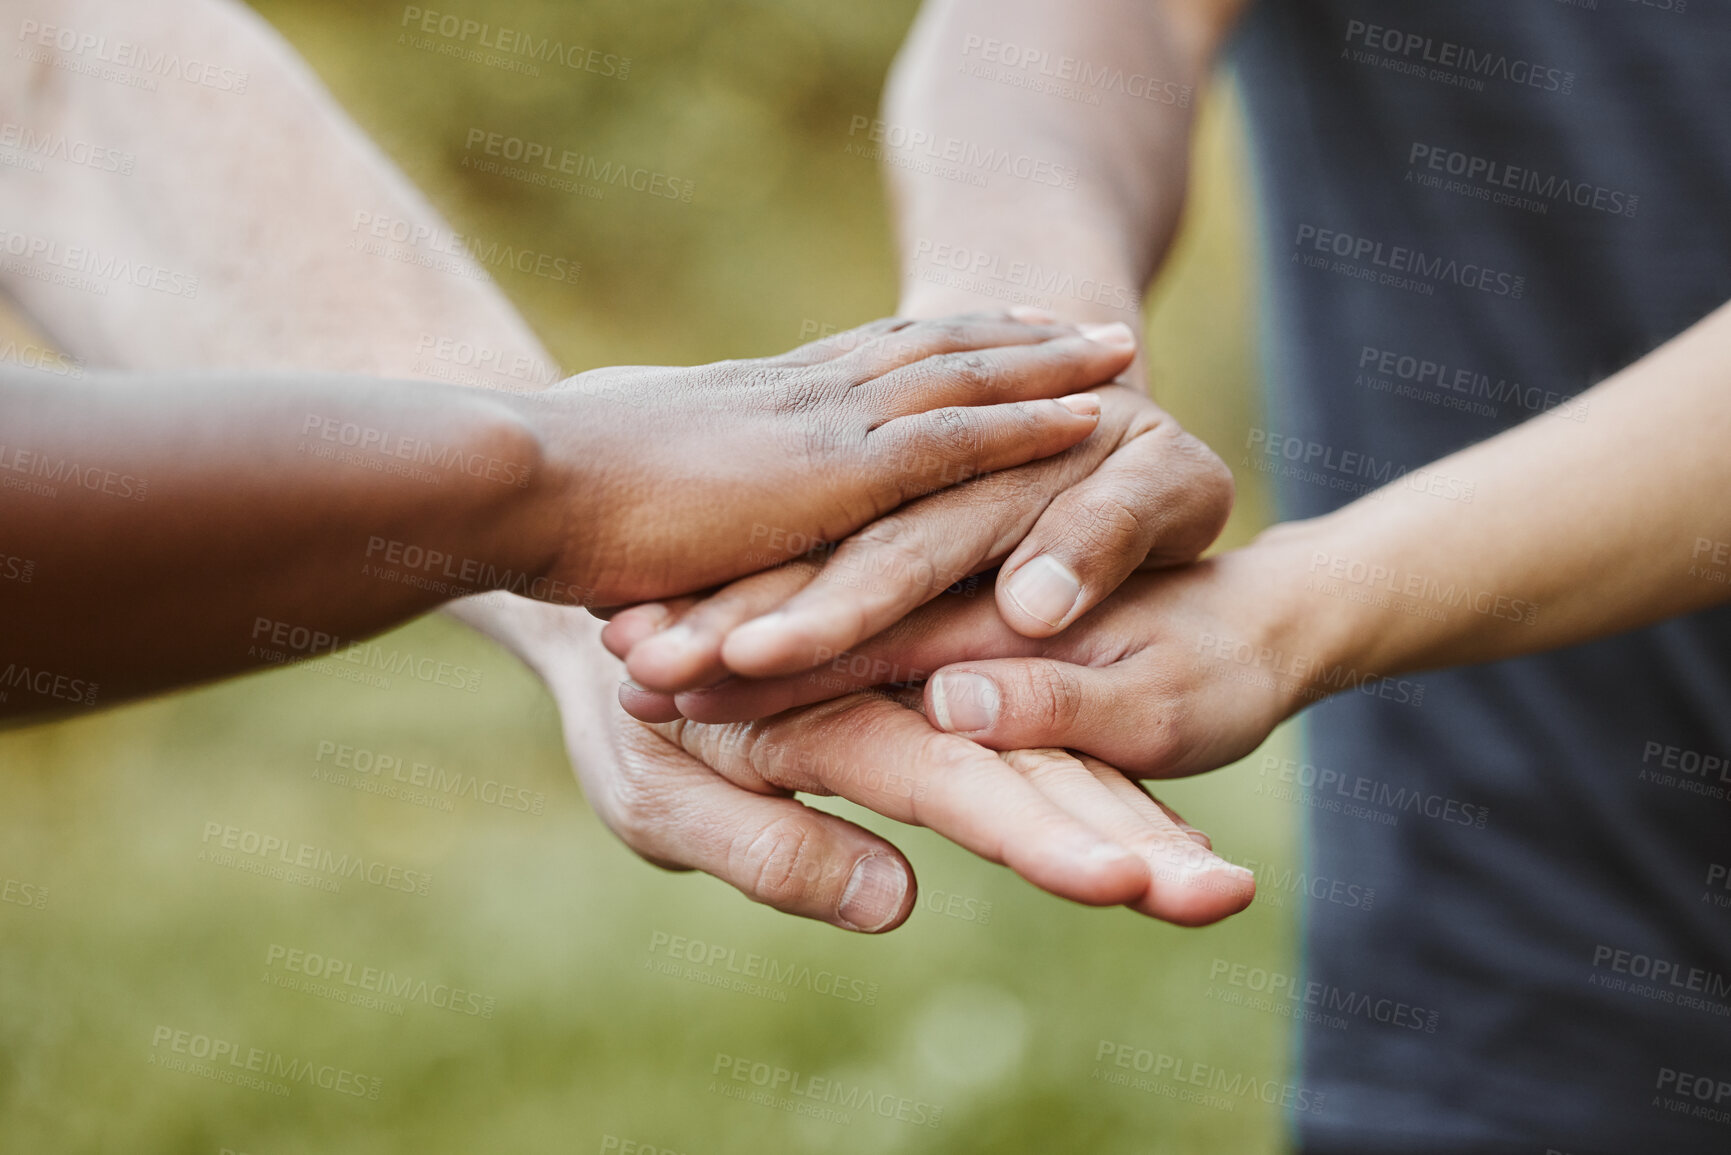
[[608, 0, 1252, 691], [673, 300, 1731, 779], [0, 0, 1244, 927], [0, 322, 1115, 718]]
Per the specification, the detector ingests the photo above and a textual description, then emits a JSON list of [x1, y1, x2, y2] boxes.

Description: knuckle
[[918, 320, 971, 350], [1080, 489, 1153, 554], [921, 405, 985, 458], [999, 746, 1085, 786], [837, 523, 941, 598], [1017, 665, 1083, 735], [731, 815, 825, 907], [935, 349, 997, 391]]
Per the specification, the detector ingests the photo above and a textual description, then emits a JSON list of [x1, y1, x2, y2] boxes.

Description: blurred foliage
[[0, 1, 1285, 1152]]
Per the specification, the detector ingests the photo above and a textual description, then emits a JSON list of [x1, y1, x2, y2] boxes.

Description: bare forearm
[[886, 0, 1242, 322], [0, 0, 574, 680], [0, 0, 551, 387], [1269, 300, 1731, 691], [0, 369, 562, 715]]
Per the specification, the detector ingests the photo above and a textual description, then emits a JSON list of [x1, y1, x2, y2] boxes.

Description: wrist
[[462, 391, 577, 600], [1226, 514, 1395, 717]]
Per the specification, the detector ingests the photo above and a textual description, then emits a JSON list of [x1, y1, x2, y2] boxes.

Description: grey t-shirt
[[1232, 2, 1731, 1151]]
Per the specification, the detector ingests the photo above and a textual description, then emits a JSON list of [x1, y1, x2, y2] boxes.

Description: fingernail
[[930, 671, 998, 733], [1005, 555, 1082, 628], [1009, 305, 1058, 323], [1055, 393, 1101, 418], [1185, 829, 1213, 849], [1079, 321, 1135, 349], [838, 855, 909, 932]]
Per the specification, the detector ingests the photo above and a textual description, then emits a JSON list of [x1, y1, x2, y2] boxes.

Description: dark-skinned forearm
[[0, 369, 562, 717]]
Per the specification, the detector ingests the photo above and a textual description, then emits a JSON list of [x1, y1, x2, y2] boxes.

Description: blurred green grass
[[0, 2, 1291, 1152]]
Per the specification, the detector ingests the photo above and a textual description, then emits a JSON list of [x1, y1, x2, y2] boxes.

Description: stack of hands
[[20, 0, 1721, 943], [488, 306, 1280, 935]]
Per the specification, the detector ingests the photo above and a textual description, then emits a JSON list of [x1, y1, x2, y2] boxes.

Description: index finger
[[658, 693, 1150, 909], [717, 386, 1147, 679]]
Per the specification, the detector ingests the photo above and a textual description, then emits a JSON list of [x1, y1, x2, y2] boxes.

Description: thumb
[[924, 658, 1155, 771]]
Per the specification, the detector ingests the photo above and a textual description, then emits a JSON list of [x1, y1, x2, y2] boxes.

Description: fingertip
[[1078, 321, 1136, 351], [721, 612, 832, 679], [1065, 840, 1154, 907], [1054, 392, 1102, 418], [1140, 853, 1257, 926], [601, 603, 674, 658], [997, 554, 1083, 636], [618, 681, 685, 723], [625, 624, 718, 692], [836, 853, 917, 933]]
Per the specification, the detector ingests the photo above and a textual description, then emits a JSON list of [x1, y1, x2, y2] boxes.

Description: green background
[[0, 2, 1297, 1152]]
